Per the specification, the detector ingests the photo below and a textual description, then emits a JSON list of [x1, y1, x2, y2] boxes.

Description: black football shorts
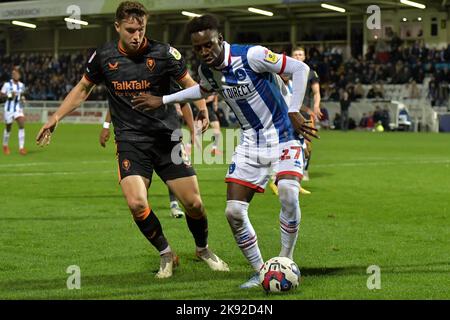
[[116, 139, 195, 184]]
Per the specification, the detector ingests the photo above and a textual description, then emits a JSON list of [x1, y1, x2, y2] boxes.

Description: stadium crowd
[[1, 37, 449, 107]]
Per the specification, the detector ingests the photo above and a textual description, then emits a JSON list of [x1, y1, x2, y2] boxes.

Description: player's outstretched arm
[[36, 76, 95, 147]]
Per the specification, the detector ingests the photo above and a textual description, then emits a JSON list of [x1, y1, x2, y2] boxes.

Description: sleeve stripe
[[278, 54, 287, 75], [83, 74, 99, 85], [176, 69, 189, 81]]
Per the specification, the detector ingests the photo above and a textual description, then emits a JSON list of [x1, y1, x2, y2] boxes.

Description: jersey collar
[[214, 41, 231, 70]]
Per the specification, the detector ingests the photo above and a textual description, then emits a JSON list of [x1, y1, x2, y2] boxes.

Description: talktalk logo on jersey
[[112, 80, 151, 91]]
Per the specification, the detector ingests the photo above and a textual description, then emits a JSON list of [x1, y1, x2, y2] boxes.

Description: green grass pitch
[[0, 123, 449, 299]]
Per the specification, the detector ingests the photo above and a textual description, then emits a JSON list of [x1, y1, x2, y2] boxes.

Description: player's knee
[[127, 197, 148, 216], [278, 180, 300, 212], [183, 196, 204, 216], [225, 200, 247, 224]]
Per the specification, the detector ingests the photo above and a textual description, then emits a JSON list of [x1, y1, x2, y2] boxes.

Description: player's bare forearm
[[36, 77, 95, 146], [312, 83, 322, 118], [52, 77, 95, 121]]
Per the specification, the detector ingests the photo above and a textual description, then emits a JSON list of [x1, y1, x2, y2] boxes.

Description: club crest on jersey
[[229, 162, 236, 174], [122, 159, 131, 171], [169, 47, 182, 60], [264, 50, 279, 64], [108, 62, 119, 71], [146, 58, 155, 71], [235, 69, 247, 81]]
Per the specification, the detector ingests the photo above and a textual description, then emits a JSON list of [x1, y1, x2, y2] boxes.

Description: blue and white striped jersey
[[2, 80, 25, 113], [198, 41, 299, 146]]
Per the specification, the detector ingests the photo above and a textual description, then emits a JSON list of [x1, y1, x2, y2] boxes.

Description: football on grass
[[259, 257, 301, 293]]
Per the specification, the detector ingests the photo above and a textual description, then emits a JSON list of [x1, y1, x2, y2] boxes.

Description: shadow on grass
[[0, 269, 247, 298], [301, 261, 450, 277]]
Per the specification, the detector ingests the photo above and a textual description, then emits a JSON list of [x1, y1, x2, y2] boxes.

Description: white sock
[[3, 129, 10, 146], [278, 179, 301, 260], [18, 128, 25, 149], [170, 200, 179, 208], [225, 200, 264, 272], [160, 245, 172, 256]]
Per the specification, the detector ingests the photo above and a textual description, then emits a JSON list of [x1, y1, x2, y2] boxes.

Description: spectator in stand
[[366, 112, 375, 130], [428, 76, 438, 106], [339, 89, 351, 131], [359, 113, 369, 128], [367, 83, 384, 99], [333, 112, 341, 130], [407, 79, 420, 99], [381, 106, 391, 131], [373, 106, 383, 124], [353, 79, 365, 99], [318, 106, 330, 129]]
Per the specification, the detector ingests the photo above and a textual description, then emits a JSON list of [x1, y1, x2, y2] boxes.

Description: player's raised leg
[[167, 175, 229, 271], [120, 175, 176, 278]]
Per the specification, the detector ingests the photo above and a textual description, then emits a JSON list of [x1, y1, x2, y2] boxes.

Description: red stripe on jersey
[[278, 54, 287, 75]]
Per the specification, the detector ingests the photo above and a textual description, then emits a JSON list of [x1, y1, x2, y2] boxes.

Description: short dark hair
[[186, 14, 220, 34], [115, 1, 148, 23]]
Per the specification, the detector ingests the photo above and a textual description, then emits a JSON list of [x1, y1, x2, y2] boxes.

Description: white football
[[259, 256, 301, 293]]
